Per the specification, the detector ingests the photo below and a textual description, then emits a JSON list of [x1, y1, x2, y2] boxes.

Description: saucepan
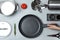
[[0, 0, 18, 16]]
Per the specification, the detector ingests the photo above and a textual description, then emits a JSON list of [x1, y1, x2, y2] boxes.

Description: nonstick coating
[[19, 15, 43, 38]]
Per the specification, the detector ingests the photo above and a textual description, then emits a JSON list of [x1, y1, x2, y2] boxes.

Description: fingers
[[47, 24, 60, 30]]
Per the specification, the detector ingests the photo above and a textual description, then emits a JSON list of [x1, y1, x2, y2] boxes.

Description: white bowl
[[1, 1, 16, 16]]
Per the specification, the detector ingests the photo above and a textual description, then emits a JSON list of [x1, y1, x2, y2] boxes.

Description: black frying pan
[[18, 14, 58, 38]]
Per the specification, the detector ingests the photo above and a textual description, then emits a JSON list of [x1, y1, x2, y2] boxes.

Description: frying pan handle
[[42, 24, 48, 28], [43, 24, 60, 28]]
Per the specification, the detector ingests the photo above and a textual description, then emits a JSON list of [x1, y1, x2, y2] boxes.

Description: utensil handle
[[43, 24, 59, 28], [42, 24, 48, 28]]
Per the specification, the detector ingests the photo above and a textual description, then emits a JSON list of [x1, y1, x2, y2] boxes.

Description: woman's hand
[[47, 25, 60, 30]]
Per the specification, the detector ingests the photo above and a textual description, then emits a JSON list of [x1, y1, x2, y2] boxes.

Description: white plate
[[0, 22, 11, 37]]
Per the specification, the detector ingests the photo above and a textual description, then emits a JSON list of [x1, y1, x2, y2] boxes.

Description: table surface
[[0, 0, 60, 40]]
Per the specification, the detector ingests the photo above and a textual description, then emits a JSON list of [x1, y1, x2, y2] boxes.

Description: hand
[[47, 25, 60, 30]]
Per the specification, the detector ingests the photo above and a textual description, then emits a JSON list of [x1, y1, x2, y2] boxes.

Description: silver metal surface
[[48, 0, 60, 10]]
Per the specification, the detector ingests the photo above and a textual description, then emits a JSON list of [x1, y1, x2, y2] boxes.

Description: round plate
[[1, 1, 15, 16], [19, 15, 43, 38], [0, 22, 11, 37]]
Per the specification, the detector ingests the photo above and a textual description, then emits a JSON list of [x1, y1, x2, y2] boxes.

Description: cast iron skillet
[[18, 14, 58, 38]]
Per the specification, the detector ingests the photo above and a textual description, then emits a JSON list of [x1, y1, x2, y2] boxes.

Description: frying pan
[[18, 14, 58, 38]]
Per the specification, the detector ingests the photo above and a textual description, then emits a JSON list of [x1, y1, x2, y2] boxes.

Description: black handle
[[43, 24, 59, 28], [48, 32, 60, 39], [42, 24, 48, 28]]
